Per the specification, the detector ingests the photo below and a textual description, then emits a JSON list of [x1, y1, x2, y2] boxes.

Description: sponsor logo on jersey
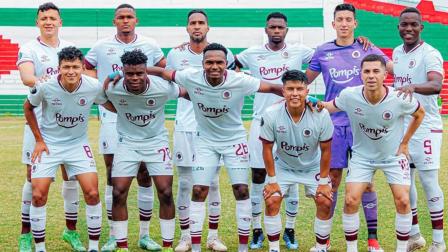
[[382, 110, 393, 120], [408, 59, 416, 69], [40, 55, 50, 63], [303, 128, 312, 137], [351, 50, 361, 59], [276, 126, 287, 133], [119, 99, 128, 106], [197, 103, 229, 118], [77, 97, 87, 106], [329, 66, 360, 84], [259, 64, 289, 80], [394, 74, 412, 86], [324, 52, 334, 60], [46, 67, 59, 75], [180, 59, 189, 67], [222, 90, 232, 100], [107, 47, 118, 56], [194, 87, 204, 95], [111, 64, 123, 72], [146, 99, 156, 107], [358, 123, 389, 140], [256, 55, 266, 61], [55, 113, 85, 128], [281, 141, 310, 157], [125, 112, 155, 127], [354, 107, 364, 116], [51, 98, 62, 106]]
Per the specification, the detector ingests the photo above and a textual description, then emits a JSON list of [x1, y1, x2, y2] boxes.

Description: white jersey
[[85, 34, 164, 123], [27, 75, 106, 145], [173, 68, 260, 145], [17, 38, 74, 123], [166, 43, 235, 132], [103, 76, 180, 150], [236, 43, 314, 119], [260, 102, 333, 171], [334, 85, 420, 161], [393, 42, 444, 133]]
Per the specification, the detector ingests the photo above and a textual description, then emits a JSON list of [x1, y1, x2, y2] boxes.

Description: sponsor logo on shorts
[[351, 50, 361, 59], [222, 90, 232, 100], [424, 157, 434, 165], [197, 103, 229, 118], [77, 96, 87, 106], [32, 164, 37, 173], [176, 152, 183, 161], [55, 113, 85, 128], [259, 64, 289, 80], [303, 128, 312, 137], [26, 151, 31, 158], [102, 141, 108, 149], [125, 112, 155, 127], [382, 110, 393, 120], [358, 123, 389, 140]]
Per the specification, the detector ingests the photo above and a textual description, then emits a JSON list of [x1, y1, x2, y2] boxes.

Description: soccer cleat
[[101, 236, 117, 252], [206, 235, 228, 251], [407, 234, 426, 252], [62, 228, 86, 252], [367, 238, 384, 252], [428, 242, 446, 252], [175, 235, 192, 252], [283, 228, 299, 250], [138, 234, 162, 251], [250, 229, 264, 249], [19, 233, 33, 252], [309, 240, 331, 252], [162, 248, 174, 252]]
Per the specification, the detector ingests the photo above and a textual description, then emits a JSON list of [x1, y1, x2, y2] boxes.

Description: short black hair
[[115, 3, 135, 13], [187, 9, 208, 23], [203, 43, 228, 57], [400, 7, 422, 21], [360, 54, 386, 69], [334, 3, 356, 19], [281, 70, 308, 84], [37, 2, 60, 16], [58, 46, 84, 64], [121, 49, 148, 66], [266, 12, 287, 22]]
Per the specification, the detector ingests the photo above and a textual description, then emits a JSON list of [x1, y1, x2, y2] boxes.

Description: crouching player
[[261, 70, 333, 252], [23, 46, 113, 252]]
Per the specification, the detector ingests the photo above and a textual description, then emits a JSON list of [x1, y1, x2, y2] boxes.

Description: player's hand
[[103, 71, 123, 90], [395, 85, 415, 102], [174, 42, 189, 51], [32, 141, 49, 163], [263, 183, 281, 200], [316, 184, 333, 201], [357, 36, 373, 51], [316, 101, 325, 112], [396, 142, 410, 160]]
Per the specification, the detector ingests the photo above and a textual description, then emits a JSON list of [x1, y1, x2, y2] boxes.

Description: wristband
[[318, 176, 330, 185], [267, 175, 277, 184], [306, 95, 319, 106], [108, 70, 123, 80]]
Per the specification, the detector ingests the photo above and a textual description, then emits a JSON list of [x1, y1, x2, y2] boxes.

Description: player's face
[[123, 64, 147, 93], [113, 8, 138, 34], [36, 9, 62, 37], [265, 18, 288, 45], [361, 61, 387, 91], [332, 10, 357, 39], [398, 12, 423, 46], [187, 13, 209, 43], [282, 80, 309, 109], [203, 50, 227, 81], [58, 59, 84, 86]]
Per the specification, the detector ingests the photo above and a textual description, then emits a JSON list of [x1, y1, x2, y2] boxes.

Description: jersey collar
[[265, 43, 287, 52], [203, 70, 228, 88], [57, 75, 82, 93], [361, 85, 389, 105], [115, 34, 138, 44], [37, 37, 60, 48], [401, 41, 424, 54], [123, 77, 150, 95], [285, 102, 306, 125]]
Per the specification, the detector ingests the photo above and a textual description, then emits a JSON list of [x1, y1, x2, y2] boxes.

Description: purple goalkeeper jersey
[[308, 40, 389, 126]]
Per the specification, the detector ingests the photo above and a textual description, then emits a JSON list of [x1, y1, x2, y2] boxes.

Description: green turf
[[0, 117, 447, 251]]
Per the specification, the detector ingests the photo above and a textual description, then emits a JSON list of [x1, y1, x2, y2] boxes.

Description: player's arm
[[18, 62, 39, 87], [305, 69, 321, 84], [317, 100, 341, 113], [146, 66, 175, 82], [178, 87, 190, 101], [316, 140, 332, 200], [261, 140, 280, 199], [396, 105, 425, 158], [155, 57, 167, 68], [258, 80, 283, 96], [397, 72, 443, 100], [100, 101, 117, 113], [23, 99, 48, 162], [386, 61, 394, 75], [234, 56, 244, 72]]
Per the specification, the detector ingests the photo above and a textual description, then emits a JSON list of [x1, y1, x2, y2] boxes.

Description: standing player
[[392, 7, 445, 251], [84, 4, 166, 251], [147, 43, 284, 252], [234, 12, 312, 249], [24, 47, 111, 252], [17, 3, 82, 251], [306, 4, 392, 251], [102, 50, 187, 252], [320, 54, 425, 252], [260, 70, 333, 252], [166, 9, 234, 252]]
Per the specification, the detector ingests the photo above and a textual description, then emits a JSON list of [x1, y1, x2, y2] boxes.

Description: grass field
[[1, 116, 447, 251]]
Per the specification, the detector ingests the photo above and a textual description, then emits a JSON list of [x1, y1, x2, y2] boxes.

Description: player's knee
[[344, 193, 360, 209], [232, 184, 249, 200], [112, 186, 128, 205], [365, 183, 375, 192], [84, 189, 100, 205], [252, 169, 266, 184], [316, 196, 332, 215], [157, 187, 174, 206], [265, 197, 281, 216], [32, 190, 48, 206], [330, 170, 343, 189], [394, 194, 410, 212], [192, 185, 208, 201]]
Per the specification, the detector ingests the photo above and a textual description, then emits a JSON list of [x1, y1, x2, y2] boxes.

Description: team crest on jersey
[[222, 90, 232, 99], [40, 55, 50, 63], [303, 128, 313, 137], [408, 59, 416, 69], [77, 96, 87, 106], [107, 47, 118, 56], [51, 98, 62, 106], [281, 51, 289, 59], [146, 99, 156, 106], [324, 52, 334, 60], [119, 99, 128, 106], [382, 110, 393, 120], [176, 152, 183, 161], [351, 50, 361, 59]]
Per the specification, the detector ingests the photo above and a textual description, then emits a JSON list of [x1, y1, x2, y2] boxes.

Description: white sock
[[343, 212, 359, 249], [314, 217, 332, 247], [35, 242, 46, 252], [114, 220, 128, 248], [105, 185, 113, 232], [236, 199, 251, 246], [264, 214, 281, 250], [138, 186, 153, 238], [21, 180, 32, 227], [86, 203, 102, 250], [177, 167, 192, 235], [396, 212, 412, 251], [285, 184, 298, 229], [409, 168, 420, 236], [208, 174, 221, 233], [160, 218, 175, 248], [62, 180, 79, 223], [190, 201, 206, 247], [250, 182, 264, 229], [30, 205, 46, 242]]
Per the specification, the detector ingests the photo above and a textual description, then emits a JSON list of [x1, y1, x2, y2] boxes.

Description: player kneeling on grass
[[261, 70, 333, 252], [24, 46, 115, 252], [319, 54, 425, 252], [101, 49, 190, 252]]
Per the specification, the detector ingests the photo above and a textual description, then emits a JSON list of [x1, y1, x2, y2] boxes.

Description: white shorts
[[173, 131, 197, 167], [193, 138, 250, 186], [31, 141, 97, 180], [408, 131, 442, 170], [22, 124, 35, 165], [346, 155, 411, 185], [276, 159, 321, 198], [112, 144, 173, 177], [98, 122, 118, 155]]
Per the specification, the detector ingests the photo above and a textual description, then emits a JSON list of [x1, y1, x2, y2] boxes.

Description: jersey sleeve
[[226, 48, 236, 70], [259, 110, 275, 143], [27, 83, 44, 107], [145, 40, 164, 66], [318, 109, 334, 142], [423, 48, 444, 76], [399, 92, 420, 115], [235, 48, 250, 68], [333, 88, 350, 111], [307, 46, 322, 72], [241, 73, 261, 96], [17, 44, 35, 66], [94, 86, 108, 105], [371, 46, 391, 62], [300, 45, 315, 64], [84, 45, 98, 69], [173, 68, 194, 88], [166, 82, 181, 100], [165, 49, 176, 70]]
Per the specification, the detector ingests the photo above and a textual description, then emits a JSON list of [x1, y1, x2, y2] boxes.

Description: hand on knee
[[316, 196, 332, 219], [265, 197, 281, 216]]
